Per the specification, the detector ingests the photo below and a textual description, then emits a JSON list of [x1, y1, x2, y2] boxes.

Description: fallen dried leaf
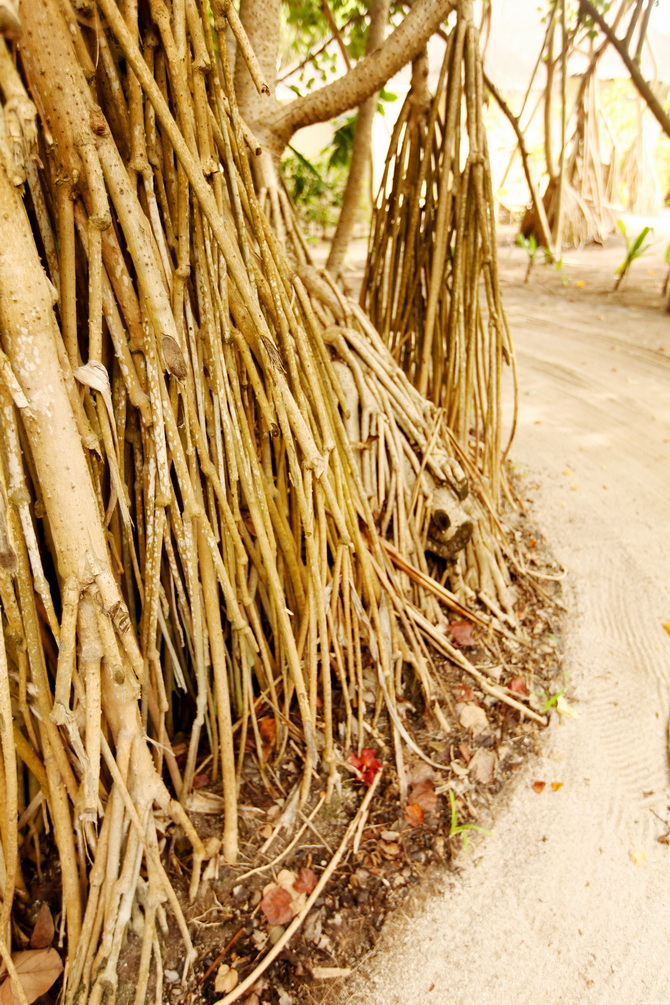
[[241, 995, 260, 1005], [29, 904, 54, 950], [403, 802, 425, 827], [551, 782, 564, 792], [532, 781, 546, 794], [629, 849, 647, 866], [458, 743, 472, 763], [214, 964, 238, 994], [555, 694, 579, 719], [311, 967, 352, 980], [406, 761, 435, 786], [162, 334, 187, 380], [348, 748, 382, 786], [184, 790, 225, 813], [0, 949, 63, 1005], [293, 867, 318, 894], [192, 773, 209, 789], [662, 621, 670, 637], [459, 704, 489, 735], [260, 885, 294, 926], [379, 840, 401, 857], [408, 778, 437, 813], [509, 677, 528, 694], [446, 620, 476, 646], [275, 869, 298, 892], [468, 748, 496, 784]]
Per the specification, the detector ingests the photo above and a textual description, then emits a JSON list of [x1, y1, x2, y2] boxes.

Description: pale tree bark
[[234, 0, 281, 138], [326, 0, 389, 277]]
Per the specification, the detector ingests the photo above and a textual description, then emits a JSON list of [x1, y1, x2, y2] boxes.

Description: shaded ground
[[314, 223, 670, 1004]]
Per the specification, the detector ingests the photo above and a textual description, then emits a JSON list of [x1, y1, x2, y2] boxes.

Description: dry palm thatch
[[360, 1, 514, 506], [0, 0, 538, 999]]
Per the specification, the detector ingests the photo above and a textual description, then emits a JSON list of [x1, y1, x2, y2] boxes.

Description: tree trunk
[[234, 0, 280, 141], [326, 0, 389, 278]]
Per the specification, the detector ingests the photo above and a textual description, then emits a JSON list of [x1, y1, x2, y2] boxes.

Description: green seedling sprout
[[614, 219, 654, 290], [516, 232, 541, 283], [448, 789, 494, 855], [538, 686, 566, 711]]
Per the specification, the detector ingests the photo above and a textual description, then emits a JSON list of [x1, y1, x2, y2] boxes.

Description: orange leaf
[[293, 867, 318, 894], [258, 717, 276, 744], [509, 677, 527, 694], [458, 743, 472, 764], [260, 885, 294, 926], [0, 949, 63, 1005], [404, 802, 425, 827], [551, 782, 564, 792], [532, 781, 546, 794]]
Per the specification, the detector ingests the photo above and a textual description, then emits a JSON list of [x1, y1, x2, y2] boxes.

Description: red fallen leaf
[[532, 781, 546, 794], [458, 743, 472, 764], [293, 867, 318, 894], [404, 802, 425, 827], [348, 748, 382, 786], [455, 683, 476, 702], [192, 774, 209, 789], [408, 779, 437, 814], [260, 885, 294, 926], [29, 904, 54, 949], [509, 677, 528, 694], [0, 948, 63, 1005], [446, 620, 476, 646]]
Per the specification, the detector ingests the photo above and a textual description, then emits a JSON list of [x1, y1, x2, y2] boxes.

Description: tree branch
[[483, 70, 554, 257], [266, 0, 453, 146], [580, 0, 670, 138]]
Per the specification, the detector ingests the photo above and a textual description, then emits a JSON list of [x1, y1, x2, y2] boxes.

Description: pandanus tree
[[0, 0, 539, 999]]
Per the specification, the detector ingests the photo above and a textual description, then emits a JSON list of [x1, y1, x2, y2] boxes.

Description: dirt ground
[[318, 219, 670, 1004]]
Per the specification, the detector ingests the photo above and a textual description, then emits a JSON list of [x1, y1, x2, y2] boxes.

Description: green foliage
[[327, 113, 357, 169], [282, 0, 368, 62], [614, 219, 654, 290], [516, 232, 541, 283], [280, 145, 348, 239]]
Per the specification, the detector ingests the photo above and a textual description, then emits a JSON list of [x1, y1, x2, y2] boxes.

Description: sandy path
[[338, 241, 670, 1004]]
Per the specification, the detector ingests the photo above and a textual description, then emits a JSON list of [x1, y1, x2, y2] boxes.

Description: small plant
[[448, 789, 494, 855], [545, 249, 569, 286], [614, 219, 654, 291], [539, 686, 566, 712], [516, 232, 542, 283]]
